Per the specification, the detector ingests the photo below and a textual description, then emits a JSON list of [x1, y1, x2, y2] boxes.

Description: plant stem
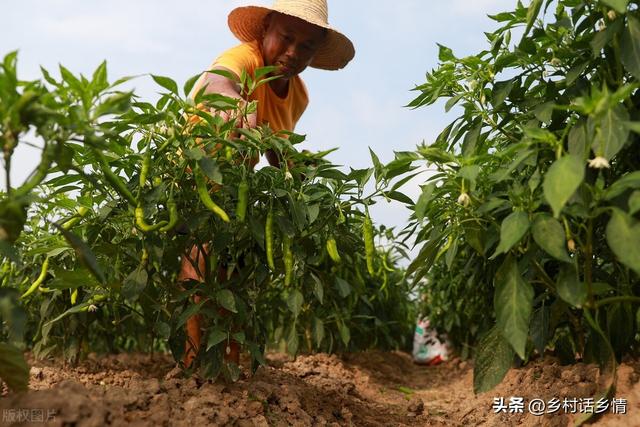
[[585, 219, 594, 307], [595, 296, 640, 308], [14, 142, 54, 198], [532, 260, 557, 294]]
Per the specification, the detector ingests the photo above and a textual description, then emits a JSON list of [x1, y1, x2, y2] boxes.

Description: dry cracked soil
[[1, 351, 639, 426]]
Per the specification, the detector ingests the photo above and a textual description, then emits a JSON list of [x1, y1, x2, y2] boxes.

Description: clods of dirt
[[0, 352, 638, 426]]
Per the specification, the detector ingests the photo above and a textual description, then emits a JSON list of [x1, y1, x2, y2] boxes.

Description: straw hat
[[228, 0, 355, 70]]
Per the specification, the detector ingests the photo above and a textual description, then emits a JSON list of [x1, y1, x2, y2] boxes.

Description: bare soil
[[1, 351, 638, 426]]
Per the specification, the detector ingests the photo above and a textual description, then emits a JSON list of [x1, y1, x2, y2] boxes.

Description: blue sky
[[2, 0, 512, 236]]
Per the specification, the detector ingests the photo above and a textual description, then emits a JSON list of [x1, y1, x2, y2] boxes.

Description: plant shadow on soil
[[1, 351, 639, 426]]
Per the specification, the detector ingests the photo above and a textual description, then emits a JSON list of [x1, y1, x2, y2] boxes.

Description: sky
[[1, 0, 513, 241]]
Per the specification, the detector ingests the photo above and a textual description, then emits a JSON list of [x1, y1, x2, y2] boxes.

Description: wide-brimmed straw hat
[[228, 0, 355, 70]]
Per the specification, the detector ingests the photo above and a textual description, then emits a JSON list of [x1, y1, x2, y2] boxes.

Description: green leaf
[[122, 267, 148, 300], [287, 290, 304, 317], [313, 317, 325, 347], [543, 155, 585, 218], [387, 191, 413, 205], [94, 92, 132, 117], [622, 16, 640, 80], [490, 212, 530, 259], [464, 222, 486, 255], [606, 210, 640, 275], [473, 326, 514, 394], [604, 171, 640, 199], [335, 277, 352, 298], [494, 257, 534, 359], [0, 343, 29, 392], [592, 104, 630, 159], [338, 322, 351, 346], [0, 241, 20, 265], [44, 301, 92, 326], [534, 102, 554, 123], [532, 215, 572, 263], [566, 62, 589, 86], [232, 331, 246, 344], [59, 65, 84, 96], [523, 0, 543, 39], [492, 79, 515, 108], [600, 0, 629, 14], [48, 268, 100, 290], [462, 121, 482, 157], [556, 266, 587, 308], [206, 329, 227, 351], [591, 19, 623, 57], [458, 165, 480, 189], [445, 94, 463, 112], [151, 74, 178, 94], [287, 325, 299, 355], [568, 121, 588, 159], [415, 184, 435, 221], [628, 191, 640, 215], [216, 289, 237, 313], [311, 274, 324, 304], [437, 43, 455, 62], [183, 74, 200, 97], [54, 225, 106, 284], [91, 61, 108, 92], [198, 157, 223, 184]]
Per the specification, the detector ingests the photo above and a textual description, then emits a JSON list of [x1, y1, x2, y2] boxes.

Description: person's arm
[[198, 66, 257, 129]]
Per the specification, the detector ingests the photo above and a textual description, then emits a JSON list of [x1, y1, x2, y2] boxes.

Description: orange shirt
[[192, 41, 309, 133]]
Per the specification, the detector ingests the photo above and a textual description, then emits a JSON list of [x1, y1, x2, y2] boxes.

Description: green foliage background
[[0, 54, 416, 389], [401, 0, 640, 398]]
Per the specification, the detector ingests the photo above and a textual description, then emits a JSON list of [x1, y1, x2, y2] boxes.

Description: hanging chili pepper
[[159, 194, 178, 232], [326, 237, 341, 263], [135, 202, 168, 232], [363, 213, 375, 276], [265, 210, 275, 270], [195, 168, 230, 222], [21, 257, 49, 299], [283, 234, 293, 287]]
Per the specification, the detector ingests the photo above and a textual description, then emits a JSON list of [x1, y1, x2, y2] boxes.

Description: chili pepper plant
[[0, 53, 416, 389], [395, 0, 640, 410]]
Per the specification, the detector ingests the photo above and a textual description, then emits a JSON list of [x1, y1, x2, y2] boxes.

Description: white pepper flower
[[88, 304, 98, 313], [284, 171, 293, 181], [588, 156, 610, 169], [550, 57, 562, 67], [608, 10, 617, 21], [457, 192, 471, 207]]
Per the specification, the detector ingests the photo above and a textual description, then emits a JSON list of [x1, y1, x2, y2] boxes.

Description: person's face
[[261, 13, 326, 79]]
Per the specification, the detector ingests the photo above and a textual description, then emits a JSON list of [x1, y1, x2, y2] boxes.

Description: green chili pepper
[[195, 169, 230, 222], [135, 202, 168, 232], [363, 213, 375, 276], [283, 234, 293, 287], [235, 181, 249, 222], [159, 196, 178, 232], [61, 206, 90, 230], [265, 210, 275, 270], [326, 237, 341, 263], [21, 257, 49, 298], [96, 152, 137, 205], [139, 148, 151, 188]]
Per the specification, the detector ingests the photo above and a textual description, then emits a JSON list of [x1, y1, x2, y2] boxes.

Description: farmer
[[180, 0, 355, 368]]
